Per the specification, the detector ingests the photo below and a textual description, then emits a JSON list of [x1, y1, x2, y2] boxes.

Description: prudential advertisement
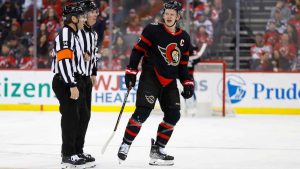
[[225, 73, 300, 108]]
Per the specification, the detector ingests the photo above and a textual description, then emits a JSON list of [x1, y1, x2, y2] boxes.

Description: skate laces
[[120, 143, 130, 154], [158, 147, 167, 155], [70, 155, 81, 162]]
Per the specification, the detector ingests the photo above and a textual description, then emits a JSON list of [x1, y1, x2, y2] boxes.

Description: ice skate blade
[[118, 158, 125, 165], [61, 163, 86, 169], [149, 158, 174, 166]]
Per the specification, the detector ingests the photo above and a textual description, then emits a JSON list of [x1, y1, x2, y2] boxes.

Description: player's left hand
[[181, 80, 194, 99], [125, 67, 138, 89]]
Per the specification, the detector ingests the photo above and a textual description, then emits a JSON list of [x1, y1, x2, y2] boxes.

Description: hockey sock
[[122, 117, 142, 145], [155, 121, 174, 148]]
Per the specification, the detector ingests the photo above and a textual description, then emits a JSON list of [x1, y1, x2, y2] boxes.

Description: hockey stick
[[189, 43, 207, 60], [101, 88, 131, 154]]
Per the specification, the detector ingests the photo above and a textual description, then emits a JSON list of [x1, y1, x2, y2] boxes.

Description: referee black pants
[[52, 74, 90, 156], [75, 76, 92, 154]]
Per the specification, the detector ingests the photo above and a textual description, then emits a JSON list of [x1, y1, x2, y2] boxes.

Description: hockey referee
[[51, 3, 88, 168], [71, 0, 100, 167]]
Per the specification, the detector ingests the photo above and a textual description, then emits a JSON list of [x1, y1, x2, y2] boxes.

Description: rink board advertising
[[0, 70, 299, 115]]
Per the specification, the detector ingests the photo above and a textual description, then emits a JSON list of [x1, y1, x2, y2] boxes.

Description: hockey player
[[73, 0, 100, 168], [51, 3, 87, 169], [117, 0, 194, 166]]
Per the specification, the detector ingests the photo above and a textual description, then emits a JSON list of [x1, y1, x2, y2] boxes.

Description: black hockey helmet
[[163, 0, 182, 14], [79, 0, 98, 12], [63, 3, 85, 17]]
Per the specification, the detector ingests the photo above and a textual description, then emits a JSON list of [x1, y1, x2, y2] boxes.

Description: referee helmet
[[63, 3, 85, 23], [79, 0, 98, 12]]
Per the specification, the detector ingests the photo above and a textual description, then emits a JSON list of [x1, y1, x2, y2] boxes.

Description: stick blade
[[101, 132, 115, 154]]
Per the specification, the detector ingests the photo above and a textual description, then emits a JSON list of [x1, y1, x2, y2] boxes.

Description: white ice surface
[[0, 112, 300, 169]]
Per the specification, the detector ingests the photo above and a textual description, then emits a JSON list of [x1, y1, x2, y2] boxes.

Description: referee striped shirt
[[77, 25, 99, 76], [51, 25, 86, 87]]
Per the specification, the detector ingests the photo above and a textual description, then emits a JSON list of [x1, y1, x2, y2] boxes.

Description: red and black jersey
[[128, 23, 191, 86]]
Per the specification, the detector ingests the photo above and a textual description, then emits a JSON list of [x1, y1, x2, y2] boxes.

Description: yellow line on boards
[[234, 108, 300, 115], [0, 104, 135, 113]]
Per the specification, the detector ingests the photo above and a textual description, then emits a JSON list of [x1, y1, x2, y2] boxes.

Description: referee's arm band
[[56, 49, 74, 61]]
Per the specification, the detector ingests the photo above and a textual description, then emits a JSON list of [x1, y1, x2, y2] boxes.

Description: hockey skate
[[61, 154, 86, 169], [78, 153, 96, 168], [149, 138, 174, 166], [117, 142, 131, 164]]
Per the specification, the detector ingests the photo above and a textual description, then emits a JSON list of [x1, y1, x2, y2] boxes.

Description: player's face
[[77, 14, 87, 30], [87, 9, 98, 26], [163, 9, 179, 27]]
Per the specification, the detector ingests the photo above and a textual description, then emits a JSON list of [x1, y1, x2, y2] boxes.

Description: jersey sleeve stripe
[[134, 44, 147, 53], [141, 35, 152, 46], [56, 49, 74, 61]]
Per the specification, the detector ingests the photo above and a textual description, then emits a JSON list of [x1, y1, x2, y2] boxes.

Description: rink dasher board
[[0, 70, 299, 115]]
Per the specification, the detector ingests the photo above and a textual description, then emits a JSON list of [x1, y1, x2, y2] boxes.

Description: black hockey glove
[[125, 67, 138, 89], [181, 80, 194, 99]]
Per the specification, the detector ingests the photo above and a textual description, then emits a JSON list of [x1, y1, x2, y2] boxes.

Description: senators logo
[[145, 95, 155, 104], [158, 43, 181, 66]]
